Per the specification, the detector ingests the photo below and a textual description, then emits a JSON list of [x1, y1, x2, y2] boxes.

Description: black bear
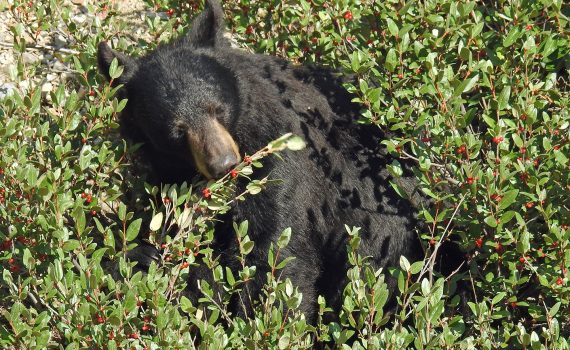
[[98, 0, 425, 323]]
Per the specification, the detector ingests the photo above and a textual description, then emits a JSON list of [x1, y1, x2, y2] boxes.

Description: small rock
[[0, 83, 16, 100], [41, 82, 53, 94], [72, 14, 87, 24], [52, 60, 67, 72], [54, 34, 67, 49], [18, 80, 29, 91], [46, 73, 58, 82], [22, 52, 40, 65]]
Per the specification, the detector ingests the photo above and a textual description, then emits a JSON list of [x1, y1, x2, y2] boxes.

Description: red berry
[[142, 324, 150, 331], [243, 155, 252, 164], [495, 242, 504, 254], [520, 147, 526, 154], [181, 261, 189, 269], [166, 8, 174, 17], [519, 256, 525, 263], [108, 331, 114, 340], [525, 24, 532, 30], [525, 202, 534, 208], [456, 145, 466, 154], [510, 301, 517, 308], [129, 333, 139, 339], [466, 177, 475, 185], [202, 188, 211, 198], [229, 169, 238, 179], [429, 239, 436, 246], [343, 10, 353, 20], [245, 25, 253, 35], [490, 194, 501, 202], [96, 315, 104, 324], [475, 238, 483, 248], [492, 136, 503, 144], [163, 197, 171, 204], [88, 89, 95, 97], [556, 277, 564, 285]]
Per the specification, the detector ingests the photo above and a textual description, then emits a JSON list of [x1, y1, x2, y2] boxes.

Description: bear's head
[[97, 0, 240, 180]]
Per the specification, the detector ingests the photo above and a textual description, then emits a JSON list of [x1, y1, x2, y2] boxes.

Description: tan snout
[[187, 119, 241, 179]]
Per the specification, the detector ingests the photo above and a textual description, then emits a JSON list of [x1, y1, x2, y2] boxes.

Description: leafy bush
[[0, 0, 568, 348]]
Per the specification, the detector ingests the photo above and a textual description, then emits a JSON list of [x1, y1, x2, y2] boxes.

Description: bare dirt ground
[[0, 0, 149, 99]]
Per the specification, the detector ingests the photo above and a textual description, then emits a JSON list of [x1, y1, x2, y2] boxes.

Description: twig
[[0, 41, 80, 55], [400, 150, 462, 186]]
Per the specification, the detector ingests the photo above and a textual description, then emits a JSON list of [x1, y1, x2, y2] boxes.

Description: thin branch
[[0, 41, 80, 55]]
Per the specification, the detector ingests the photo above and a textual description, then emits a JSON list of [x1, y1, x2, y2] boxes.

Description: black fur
[[98, 0, 427, 323]]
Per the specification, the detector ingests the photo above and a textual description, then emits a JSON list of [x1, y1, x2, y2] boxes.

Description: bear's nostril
[[209, 155, 240, 179]]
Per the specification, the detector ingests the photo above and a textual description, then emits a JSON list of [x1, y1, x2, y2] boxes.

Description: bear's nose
[[208, 154, 240, 179]]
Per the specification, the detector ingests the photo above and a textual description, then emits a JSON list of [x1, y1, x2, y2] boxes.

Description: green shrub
[[0, 0, 568, 348]]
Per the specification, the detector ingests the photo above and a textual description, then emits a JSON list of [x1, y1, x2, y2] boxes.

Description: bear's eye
[[171, 121, 187, 139], [205, 102, 225, 116]]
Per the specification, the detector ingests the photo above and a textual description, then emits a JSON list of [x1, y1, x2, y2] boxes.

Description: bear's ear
[[184, 0, 228, 48], [97, 41, 137, 85]]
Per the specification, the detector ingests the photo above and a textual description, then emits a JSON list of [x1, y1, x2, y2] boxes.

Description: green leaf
[[72, 206, 86, 234], [286, 136, 306, 151], [410, 260, 424, 275], [62, 240, 80, 251], [277, 227, 292, 249], [497, 85, 511, 110], [517, 230, 530, 253], [389, 181, 409, 199], [453, 74, 479, 97], [278, 334, 290, 349], [492, 292, 506, 305], [385, 48, 398, 72], [149, 212, 163, 231], [500, 211, 516, 224], [126, 218, 142, 241], [387, 160, 403, 177], [484, 216, 498, 227], [498, 189, 519, 210], [512, 133, 524, 148], [124, 290, 136, 312], [386, 18, 399, 37], [503, 27, 520, 47], [399, 255, 410, 272], [108, 58, 124, 80], [246, 182, 263, 195], [180, 296, 195, 314]]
